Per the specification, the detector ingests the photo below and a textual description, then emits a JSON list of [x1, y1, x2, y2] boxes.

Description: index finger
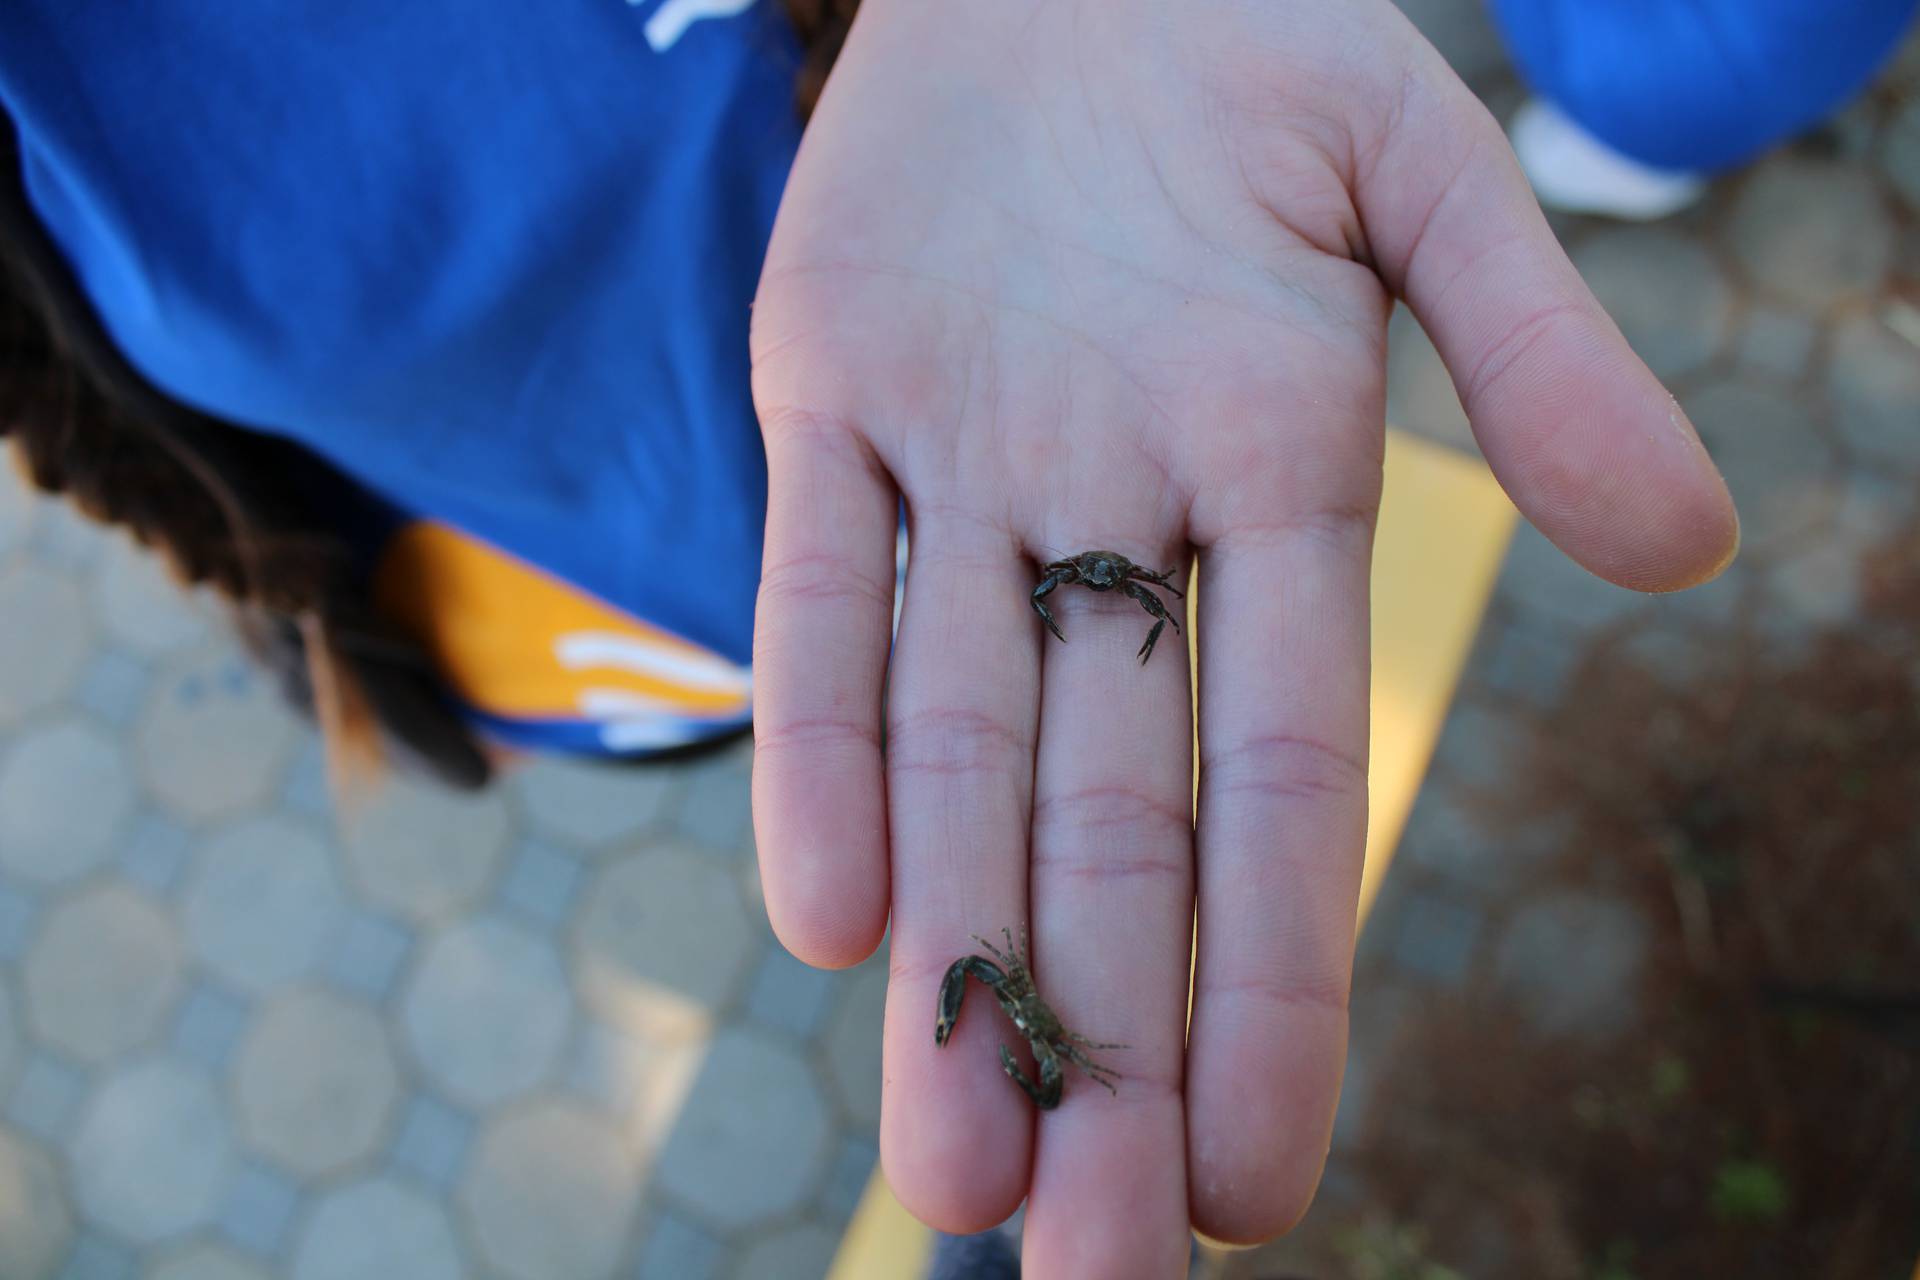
[[1185, 484, 1378, 1244]]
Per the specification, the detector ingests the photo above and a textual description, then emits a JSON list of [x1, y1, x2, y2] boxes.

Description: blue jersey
[[2, 1, 807, 753]]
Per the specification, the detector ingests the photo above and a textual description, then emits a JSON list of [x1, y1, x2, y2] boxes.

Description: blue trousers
[[1489, 0, 1919, 170]]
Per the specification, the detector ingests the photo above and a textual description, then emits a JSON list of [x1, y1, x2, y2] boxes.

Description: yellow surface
[[827, 429, 1518, 1280]]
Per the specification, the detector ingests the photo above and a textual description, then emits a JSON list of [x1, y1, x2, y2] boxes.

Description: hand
[[747, 0, 1737, 1271]]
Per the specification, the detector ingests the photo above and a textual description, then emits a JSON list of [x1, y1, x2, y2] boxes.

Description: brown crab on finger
[[1031, 549, 1184, 664], [934, 927, 1125, 1110]]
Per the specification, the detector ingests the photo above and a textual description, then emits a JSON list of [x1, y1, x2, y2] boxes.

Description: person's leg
[[1489, 0, 1919, 216]]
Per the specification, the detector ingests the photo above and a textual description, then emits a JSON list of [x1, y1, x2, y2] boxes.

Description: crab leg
[[999, 1042, 1065, 1110], [1130, 565, 1185, 597], [1122, 580, 1182, 664], [1030, 567, 1077, 642], [934, 956, 1007, 1046]]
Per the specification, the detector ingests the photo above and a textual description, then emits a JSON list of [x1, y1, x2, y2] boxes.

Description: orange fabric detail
[[372, 520, 751, 722]]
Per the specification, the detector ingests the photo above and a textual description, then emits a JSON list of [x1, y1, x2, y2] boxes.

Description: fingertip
[[1506, 382, 1743, 595], [1184, 1004, 1344, 1245], [878, 1067, 1031, 1233], [765, 876, 887, 970], [751, 755, 890, 970], [877, 948, 1039, 1232]]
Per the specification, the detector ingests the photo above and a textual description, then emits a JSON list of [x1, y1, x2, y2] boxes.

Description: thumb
[[1356, 50, 1739, 592]]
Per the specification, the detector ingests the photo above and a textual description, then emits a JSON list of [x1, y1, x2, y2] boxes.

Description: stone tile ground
[[0, 470, 881, 1278], [3, 9, 1917, 1280]]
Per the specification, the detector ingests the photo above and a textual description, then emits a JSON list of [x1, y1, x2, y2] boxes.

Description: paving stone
[[818, 1132, 878, 1219], [512, 755, 678, 848], [289, 1178, 461, 1280], [402, 915, 570, 1108], [184, 818, 345, 994], [148, 1243, 272, 1280], [733, 1222, 840, 1280], [1384, 304, 1473, 455], [1428, 698, 1533, 795], [1735, 305, 1818, 379], [0, 467, 38, 561], [495, 841, 582, 927], [339, 775, 510, 924], [1828, 313, 1920, 471], [0, 718, 135, 884], [1884, 97, 1920, 214], [0, 985, 18, 1099], [1386, 886, 1483, 984], [6, 1052, 87, 1144], [75, 650, 151, 727], [1493, 892, 1649, 1038], [25, 884, 183, 1064], [26, 500, 102, 572], [672, 755, 753, 856], [1683, 380, 1840, 552], [236, 989, 399, 1179], [1572, 228, 1732, 380], [72, 1059, 234, 1244], [561, 1020, 646, 1112], [214, 1163, 299, 1257], [821, 961, 886, 1133], [634, 1210, 724, 1280], [560, 1022, 705, 1156], [138, 651, 299, 822], [1496, 523, 1649, 634], [277, 740, 332, 821], [1643, 558, 1749, 630], [458, 1099, 638, 1280], [1613, 622, 1720, 686], [0, 562, 92, 726], [1729, 159, 1893, 308], [118, 816, 193, 895], [654, 1026, 831, 1230], [0, 1129, 72, 1279], [575, 847, 754, 1039], [168, 985, 252, 1075], [387, 1093, 475, 1192], [1392, 0, 1509, 82], [1331, 983, 1414, 1148], [318, 908, 413, 1002], [1395, 785, 1502, 885], [92, 536, 213, 658], [0, 881, 36, 964], [744, 945, 840, 1039], [57, 1231, 135, 1280], [1470, 619, 1578, 708], [1764, 538, 1865, 629], [1825, 471, 1918, 587]]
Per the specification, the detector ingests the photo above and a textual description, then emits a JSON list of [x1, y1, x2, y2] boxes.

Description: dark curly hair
[[0, 2, 857, 791]]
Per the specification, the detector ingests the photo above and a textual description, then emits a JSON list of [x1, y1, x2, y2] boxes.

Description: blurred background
[[0, 3, 1916, 1279]]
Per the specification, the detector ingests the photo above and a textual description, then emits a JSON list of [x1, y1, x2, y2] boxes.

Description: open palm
[[748, 0, 1736, 1271]]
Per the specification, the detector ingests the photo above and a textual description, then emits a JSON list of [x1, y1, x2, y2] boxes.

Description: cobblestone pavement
[[1222, 5, 1920, 1277], [4, 8, 1917, 1280], [0, 477, 878, 1278]]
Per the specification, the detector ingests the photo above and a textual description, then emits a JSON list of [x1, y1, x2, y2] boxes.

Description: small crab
[[934, 927, 1125, 1110], [1031, 549, 1185, 664]]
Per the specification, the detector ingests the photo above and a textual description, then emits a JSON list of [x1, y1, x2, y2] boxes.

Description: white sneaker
[[1508, 98, 1708, 221]]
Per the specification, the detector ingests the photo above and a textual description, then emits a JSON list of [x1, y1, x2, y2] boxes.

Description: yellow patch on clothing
[[372, 520, 751, 725]]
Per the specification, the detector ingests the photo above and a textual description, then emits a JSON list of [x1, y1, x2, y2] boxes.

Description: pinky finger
[[751, 411, 899, 968]]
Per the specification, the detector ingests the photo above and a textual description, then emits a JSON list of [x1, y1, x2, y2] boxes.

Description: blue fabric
[[1488, 0, 1919, 170], [0, 1, 800, 681]]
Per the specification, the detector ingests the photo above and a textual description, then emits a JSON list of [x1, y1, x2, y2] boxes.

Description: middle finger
[[1021, 531, 1197, 1278]]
